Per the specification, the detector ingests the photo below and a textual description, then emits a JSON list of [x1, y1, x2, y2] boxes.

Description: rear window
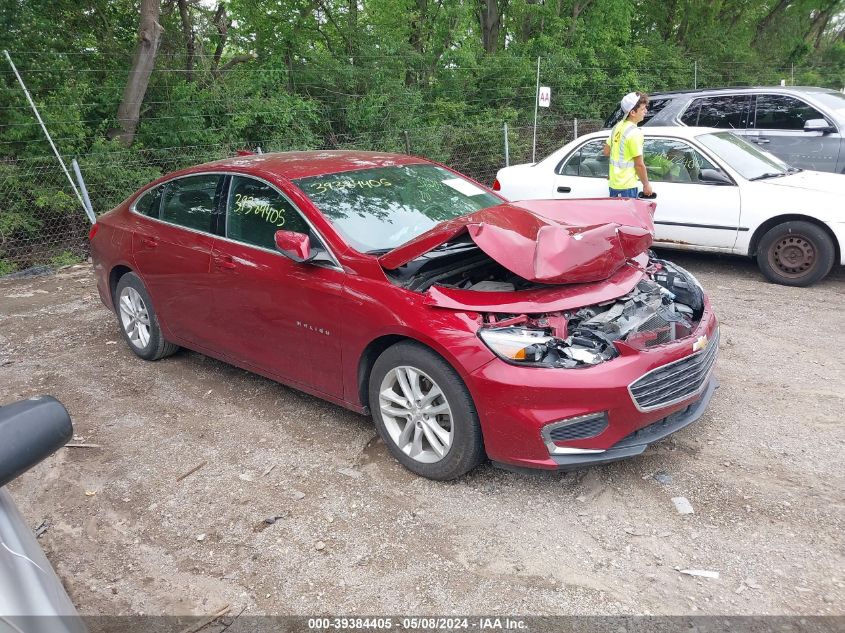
[[134, 186, 163, 218], [295, 165, 501, 253]]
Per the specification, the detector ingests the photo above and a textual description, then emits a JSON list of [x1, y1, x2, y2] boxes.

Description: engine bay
[[475, 259, 705, 368]]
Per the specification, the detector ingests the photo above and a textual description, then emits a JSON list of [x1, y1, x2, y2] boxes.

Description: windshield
[[811, 91, 845, 119], [295, 164, 502, 253], [695, 132, 791, 180]]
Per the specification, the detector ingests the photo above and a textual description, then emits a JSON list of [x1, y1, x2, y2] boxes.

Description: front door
[[747, 94, 842, 172], [641, 138, 742, 249], [552, 137, 742, 249], [210, 175, 346, 398]]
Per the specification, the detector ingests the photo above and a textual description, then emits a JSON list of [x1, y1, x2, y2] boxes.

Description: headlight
[[478, 327, 553, 363]]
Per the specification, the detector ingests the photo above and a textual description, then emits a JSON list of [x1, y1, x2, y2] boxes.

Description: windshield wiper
[[366, 248, 393, 255], [749, 172, 787, 181], [430, 242, 476, 253], [786, 166, 802, 174]]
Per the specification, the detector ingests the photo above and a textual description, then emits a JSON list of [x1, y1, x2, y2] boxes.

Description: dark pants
[[609, 187, 638, 198]]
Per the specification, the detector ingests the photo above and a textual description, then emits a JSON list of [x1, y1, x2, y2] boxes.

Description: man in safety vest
[[603, 92, 654, 198]]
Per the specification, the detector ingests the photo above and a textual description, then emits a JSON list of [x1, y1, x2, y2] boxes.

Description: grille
[[629, 329, 719, 411], [547, 413, 609, 441]]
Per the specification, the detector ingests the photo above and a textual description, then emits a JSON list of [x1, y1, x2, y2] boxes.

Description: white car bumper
[[825, 221, 845, 265]]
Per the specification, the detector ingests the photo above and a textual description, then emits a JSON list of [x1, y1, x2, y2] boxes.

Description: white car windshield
[[696, 132, 794, 181]]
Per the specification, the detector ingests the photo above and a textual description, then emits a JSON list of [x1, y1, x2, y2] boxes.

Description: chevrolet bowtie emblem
[[692, 335, 709, 352]]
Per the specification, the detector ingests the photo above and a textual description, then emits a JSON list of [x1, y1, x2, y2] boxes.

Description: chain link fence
[[0, 117, 603, 274]]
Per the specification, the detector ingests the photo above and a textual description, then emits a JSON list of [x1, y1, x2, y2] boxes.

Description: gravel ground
[[0, 252, 843, 617]]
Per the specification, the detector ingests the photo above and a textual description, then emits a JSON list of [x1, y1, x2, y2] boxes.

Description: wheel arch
[[748, 214, 840, 263], [109, 265, 134, 307], [356, 334, 474, 414]]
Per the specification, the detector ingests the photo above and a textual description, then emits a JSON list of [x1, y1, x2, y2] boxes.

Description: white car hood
[[747, 170, 844, 222], [763, 170, 845, 196]]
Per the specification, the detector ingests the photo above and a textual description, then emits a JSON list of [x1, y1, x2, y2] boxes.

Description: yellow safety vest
[[607, 120, 643, 190]]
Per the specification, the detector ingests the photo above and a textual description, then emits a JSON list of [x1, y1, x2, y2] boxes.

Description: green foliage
[[1, 0, 843, 268], [0, 260, 17, 276], [49, 250, 82, 268]]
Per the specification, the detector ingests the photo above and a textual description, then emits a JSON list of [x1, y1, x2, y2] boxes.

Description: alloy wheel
[[378, 366, 453, 463], [118, 287, 151, 350]]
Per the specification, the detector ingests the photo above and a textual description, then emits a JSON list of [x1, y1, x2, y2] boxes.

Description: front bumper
[[538, 375, 716, 471], [468, 306, 719, 471], [823, 221, 845, 265]]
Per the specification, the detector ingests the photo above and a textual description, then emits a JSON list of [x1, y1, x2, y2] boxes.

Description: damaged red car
[[90, 151, 719, 480]]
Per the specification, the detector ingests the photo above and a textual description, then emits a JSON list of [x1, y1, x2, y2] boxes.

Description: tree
[[478, 0, 507, 53], [111, 0, 163, 146]]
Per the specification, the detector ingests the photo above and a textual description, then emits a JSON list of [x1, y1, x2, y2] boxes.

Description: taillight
[[88, 223, 99, 241], [492, 178, 501, 191]]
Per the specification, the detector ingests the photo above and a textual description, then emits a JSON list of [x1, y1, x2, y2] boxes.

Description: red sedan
[[90, 151, 719, 480]]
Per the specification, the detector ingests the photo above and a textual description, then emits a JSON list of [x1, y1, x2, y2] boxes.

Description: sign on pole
[[538, 87, 551, 108]]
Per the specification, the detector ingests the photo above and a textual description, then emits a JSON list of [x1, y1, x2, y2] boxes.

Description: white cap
[[621, 92, 640, 114]]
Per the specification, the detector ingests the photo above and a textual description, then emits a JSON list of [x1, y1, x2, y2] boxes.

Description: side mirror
[[698, 168, 733, 185], [0, 396, 73, 488], [804, 118, 834, 134], [274, 230, 315, 263]]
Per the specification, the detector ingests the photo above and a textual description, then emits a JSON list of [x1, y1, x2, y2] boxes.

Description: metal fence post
[[404, 130, 410, 155], [503, 123, 509, 167], [532, 57, 540, 163], [574, 118, 578, 140]]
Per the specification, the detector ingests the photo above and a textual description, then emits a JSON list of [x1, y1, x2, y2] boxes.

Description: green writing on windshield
[[311, 178, 393, 195]]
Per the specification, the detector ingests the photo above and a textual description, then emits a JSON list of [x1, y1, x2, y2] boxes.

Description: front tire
[[756, 221, 835, 287], [114, 272, 179, 361], [368, 341, 484, 480]]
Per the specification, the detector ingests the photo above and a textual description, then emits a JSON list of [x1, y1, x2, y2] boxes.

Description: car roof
[[649, 86, 840, 98], [182, 150, 428, 180], [583, 126, 718, 139]]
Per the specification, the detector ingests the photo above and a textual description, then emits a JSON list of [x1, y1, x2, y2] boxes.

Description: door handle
[[557, 186, 572, 193], [214, 255, 236, 270], [140, 236, 158, 248]]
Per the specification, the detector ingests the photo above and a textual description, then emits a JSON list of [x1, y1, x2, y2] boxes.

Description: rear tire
[[368, 341, 484, 480], [756, 221, 835, 287], [114, 272, 179, 361]]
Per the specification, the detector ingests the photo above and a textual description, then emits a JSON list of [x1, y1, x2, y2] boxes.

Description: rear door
[[551, 139, 613, 198], [131, 174, 223, 348], [209, 175, 346, 398], [679, 94, 752, 138], [748, 93, 841, 171]]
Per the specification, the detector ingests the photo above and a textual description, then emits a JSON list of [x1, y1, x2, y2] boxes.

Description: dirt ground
[[0, 252, 843, 617]]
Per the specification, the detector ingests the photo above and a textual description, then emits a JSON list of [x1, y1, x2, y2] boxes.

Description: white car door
[[641, 138, 742, 250], [551, 139, 615, 199], [551, 136, 742, 250]]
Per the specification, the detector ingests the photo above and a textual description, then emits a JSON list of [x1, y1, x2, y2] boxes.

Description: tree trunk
[[347, 0, 359, 61], [805, 0, 840, 50], [478, 0, 505, 54], [753, 0, 792, 46], [177, 0, 194, 82], [112, 0, 163, 147], [211, 3, 229, 76], [566, 0, 594, 43]]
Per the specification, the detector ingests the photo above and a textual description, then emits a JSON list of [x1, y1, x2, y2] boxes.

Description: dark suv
[[605, 87, 845, 173]]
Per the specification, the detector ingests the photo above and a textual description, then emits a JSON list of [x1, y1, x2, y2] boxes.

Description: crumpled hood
[[378, 198, 656, 285]]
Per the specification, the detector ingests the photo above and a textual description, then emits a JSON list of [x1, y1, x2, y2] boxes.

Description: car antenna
[[3, 50, 96, 225]]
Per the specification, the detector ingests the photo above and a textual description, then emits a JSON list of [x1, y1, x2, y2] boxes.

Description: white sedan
[[494, 127, 845, 286]]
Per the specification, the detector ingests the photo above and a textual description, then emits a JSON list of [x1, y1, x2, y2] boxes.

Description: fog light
[[541, 412, 609, 456]]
